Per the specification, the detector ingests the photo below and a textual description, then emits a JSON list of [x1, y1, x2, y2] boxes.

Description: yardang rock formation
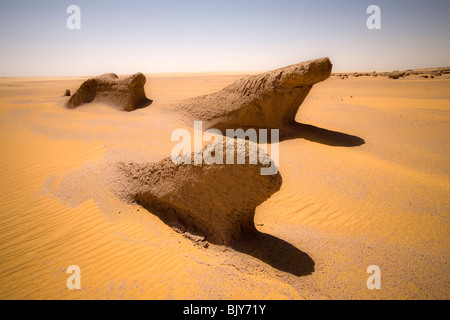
[[66, 73, 151, 111], [172, 57, 332, 131], [113, 138, 282, 245]]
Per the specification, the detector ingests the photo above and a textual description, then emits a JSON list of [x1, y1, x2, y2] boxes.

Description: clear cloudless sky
[[0, 0, 449, 76]]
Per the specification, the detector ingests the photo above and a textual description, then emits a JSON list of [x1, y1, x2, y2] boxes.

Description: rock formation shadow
[[137, 198, 315, 277], [231, 232, 315, 277], [281, 122, 365, 146], [133, 98, 153, 110]]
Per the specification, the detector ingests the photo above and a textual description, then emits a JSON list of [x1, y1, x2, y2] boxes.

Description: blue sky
[[0, 0, 449, 76]]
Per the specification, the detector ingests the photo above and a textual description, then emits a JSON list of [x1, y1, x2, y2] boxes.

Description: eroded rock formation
[[172, 57, 332, 131], [388, 71, 406, 79], [66, 73, 151, 111], [113, 138, 282, 245]]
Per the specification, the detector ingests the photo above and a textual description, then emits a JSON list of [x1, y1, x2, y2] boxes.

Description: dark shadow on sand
[[281, 122, 365, 146], [132, 98, 153, 111], [232, 231, 315, 277], [138, 200, 314, 277]]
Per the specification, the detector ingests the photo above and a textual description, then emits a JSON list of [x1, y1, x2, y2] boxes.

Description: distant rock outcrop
[[171, 57, 332, 131], [113, 138, 282, 245], [331, 67, 448, 79], [388, 71, 406, 79], [66, 73, 151, 111], [63, 89, 71, 97]]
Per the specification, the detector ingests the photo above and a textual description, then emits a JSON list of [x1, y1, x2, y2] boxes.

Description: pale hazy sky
[[0, 0, 449, 76]]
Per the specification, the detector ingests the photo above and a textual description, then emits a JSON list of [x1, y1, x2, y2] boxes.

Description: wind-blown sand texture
[[0, 70, 449, 299]]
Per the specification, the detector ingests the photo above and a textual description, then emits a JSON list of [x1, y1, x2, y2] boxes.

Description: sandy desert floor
[[0, 72, 449, 299]]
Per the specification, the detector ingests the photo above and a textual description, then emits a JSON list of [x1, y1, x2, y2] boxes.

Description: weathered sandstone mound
[[66, 73, 151, 111], [112, 138, 282, 245], [172, 57, 332, 130], [388, 71, 406, 79]]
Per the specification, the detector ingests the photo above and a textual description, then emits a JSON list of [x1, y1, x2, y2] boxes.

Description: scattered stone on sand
[[171, 57, 332, 131], [66, 73, 151, 111], [63, 89, 71, 97]]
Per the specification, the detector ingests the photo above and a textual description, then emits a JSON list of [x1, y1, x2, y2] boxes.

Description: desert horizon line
[[1, 65, 450, 79]]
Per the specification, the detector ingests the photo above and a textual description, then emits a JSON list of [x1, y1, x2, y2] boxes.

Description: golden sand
[[0, 74, 449, 299]]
